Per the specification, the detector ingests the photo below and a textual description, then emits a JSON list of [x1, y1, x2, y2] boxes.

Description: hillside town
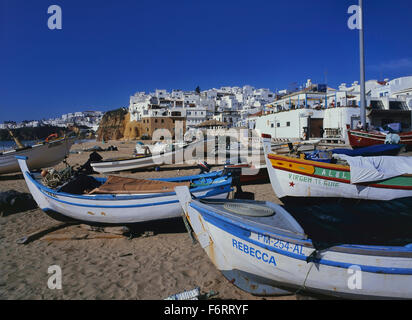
[[125, 75, 412, 143], [0, 111, 104, 131], [2, 75, 412, 145]]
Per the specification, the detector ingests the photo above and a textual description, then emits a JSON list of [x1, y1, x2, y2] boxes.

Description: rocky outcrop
[[123, 119, 143, 141], [96, 108, 128, 141]]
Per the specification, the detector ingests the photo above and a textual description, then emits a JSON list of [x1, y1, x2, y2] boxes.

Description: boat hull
[[180, 198, 412, 299], [262, 138, 412, 200], [17, 157, 232, 224], [0, 138, 74, 174], [91, 140, 207, 173], [347, 129, 412, 148]]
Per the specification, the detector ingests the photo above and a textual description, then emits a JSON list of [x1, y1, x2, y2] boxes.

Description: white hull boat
[[92, 140, 206, 173], [175, 187, 412, 299], [262, 134, 412, 201], [0, 138, 74, 174], [17, 156, 232, 224]]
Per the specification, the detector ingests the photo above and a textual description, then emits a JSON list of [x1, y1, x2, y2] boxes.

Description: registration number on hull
[[256, 233, 304, 256]]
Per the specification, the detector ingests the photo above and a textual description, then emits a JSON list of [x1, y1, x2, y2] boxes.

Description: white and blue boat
[[175, 186, 412, 299], [16, 156, 232, 224], [0, 136, 74, 174]]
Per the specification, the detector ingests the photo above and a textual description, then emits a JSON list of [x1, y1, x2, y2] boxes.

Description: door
[[309, 119, 324, 138]]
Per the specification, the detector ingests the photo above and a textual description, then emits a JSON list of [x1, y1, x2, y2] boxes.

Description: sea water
[[0, 140, 38, 151]]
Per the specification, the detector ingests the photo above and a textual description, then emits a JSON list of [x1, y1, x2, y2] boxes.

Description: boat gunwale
[[25, 170, 232, 202], [268, 154, 350, 171], [268, 155, 412, 190], [189, 201, 412, 274], [1, 137, 72, 156], [348, 129, 412, 139]]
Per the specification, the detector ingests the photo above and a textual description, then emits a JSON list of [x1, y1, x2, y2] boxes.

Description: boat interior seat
[[88, 175, 191, 195]]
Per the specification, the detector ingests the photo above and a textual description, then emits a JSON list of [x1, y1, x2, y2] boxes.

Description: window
[[371, 100, 384, 110], [155, 119, 158, 123], [271, 123, 274, 128], [389, 101, 407, 110], [161, 119, 164, 123], [286, 122, 290, 127], [277, 123, 280, 127]]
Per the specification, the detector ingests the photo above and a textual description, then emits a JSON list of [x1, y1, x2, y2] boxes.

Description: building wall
[[254, 109, 324, 140], [140, 117, 186, 139]]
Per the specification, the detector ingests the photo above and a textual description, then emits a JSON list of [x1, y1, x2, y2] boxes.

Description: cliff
[[123, 117, 142, 140], [96, 108, 128, 141]]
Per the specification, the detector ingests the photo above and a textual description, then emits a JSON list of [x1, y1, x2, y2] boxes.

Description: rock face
[[123, 119, 143, 141], [96, 108, 128, 141]]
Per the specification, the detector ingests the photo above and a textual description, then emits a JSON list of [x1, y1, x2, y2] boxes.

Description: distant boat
[[175, 186, 412, 299], [16, 156, 232, 224], [0, 136, 74, 174], [224, 163, 268, 185], [262, 134, 412, 201], [347, 128, 412, 149], [91, 139, 207, 173]]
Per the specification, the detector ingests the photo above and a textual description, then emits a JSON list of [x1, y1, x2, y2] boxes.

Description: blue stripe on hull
[[26, 172, 231, 201], [39, 185, 231, 209], [191, 203, 412, 275]]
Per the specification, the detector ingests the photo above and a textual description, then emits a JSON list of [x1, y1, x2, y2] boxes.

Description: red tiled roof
[[248, 110, 264, 118]]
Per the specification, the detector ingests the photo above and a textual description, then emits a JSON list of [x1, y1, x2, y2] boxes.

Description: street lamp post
[[359, 0, 367, 128]]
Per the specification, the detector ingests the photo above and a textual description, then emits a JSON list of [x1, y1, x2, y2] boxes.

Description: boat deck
[[195, 197, 412, 251]]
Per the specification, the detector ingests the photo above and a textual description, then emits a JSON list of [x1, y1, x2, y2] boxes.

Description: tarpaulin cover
[[331, 144, 402, 157], [88, 176, 190, 194], [333, 154, 412, 184], [283, 197, 412, 249]]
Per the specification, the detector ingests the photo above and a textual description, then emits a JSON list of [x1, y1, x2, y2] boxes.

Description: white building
[[253, 77, 412, 143]]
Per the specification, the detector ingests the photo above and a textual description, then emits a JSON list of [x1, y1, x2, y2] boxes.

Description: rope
[[42, 162, 74, 188]]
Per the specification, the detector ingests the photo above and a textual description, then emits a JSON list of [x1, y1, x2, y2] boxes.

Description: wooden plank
[[16, 222, 78, 244]]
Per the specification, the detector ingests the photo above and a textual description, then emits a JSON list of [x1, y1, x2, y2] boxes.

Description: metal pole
[[359, 0, 367, 128]]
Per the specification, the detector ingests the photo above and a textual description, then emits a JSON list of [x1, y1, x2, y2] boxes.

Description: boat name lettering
[[44, 191, 57, 198], [257, 233, 304, 256], [288, 173, 340, 188], [318, 169, 350, 180], [232, 239, 276, 266]]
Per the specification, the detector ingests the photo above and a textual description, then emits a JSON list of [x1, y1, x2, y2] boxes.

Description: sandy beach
[[0, 140, 298, 300]]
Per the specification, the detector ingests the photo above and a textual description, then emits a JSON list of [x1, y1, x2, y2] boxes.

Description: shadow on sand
[[0, 173, 24, 181]]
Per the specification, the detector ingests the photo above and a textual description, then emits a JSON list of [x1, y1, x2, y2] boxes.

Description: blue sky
[[1, 0, 412, 121]]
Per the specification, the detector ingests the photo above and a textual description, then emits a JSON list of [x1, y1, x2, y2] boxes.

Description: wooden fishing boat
[[16, 156, 232, 224], [91, 139, 206, 173], [262, 134, 412, 201], [347, 128, 412, 149], [175, 186, 412, 299], [0, 137, 74, 174], [224, 163, 268, 185]]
